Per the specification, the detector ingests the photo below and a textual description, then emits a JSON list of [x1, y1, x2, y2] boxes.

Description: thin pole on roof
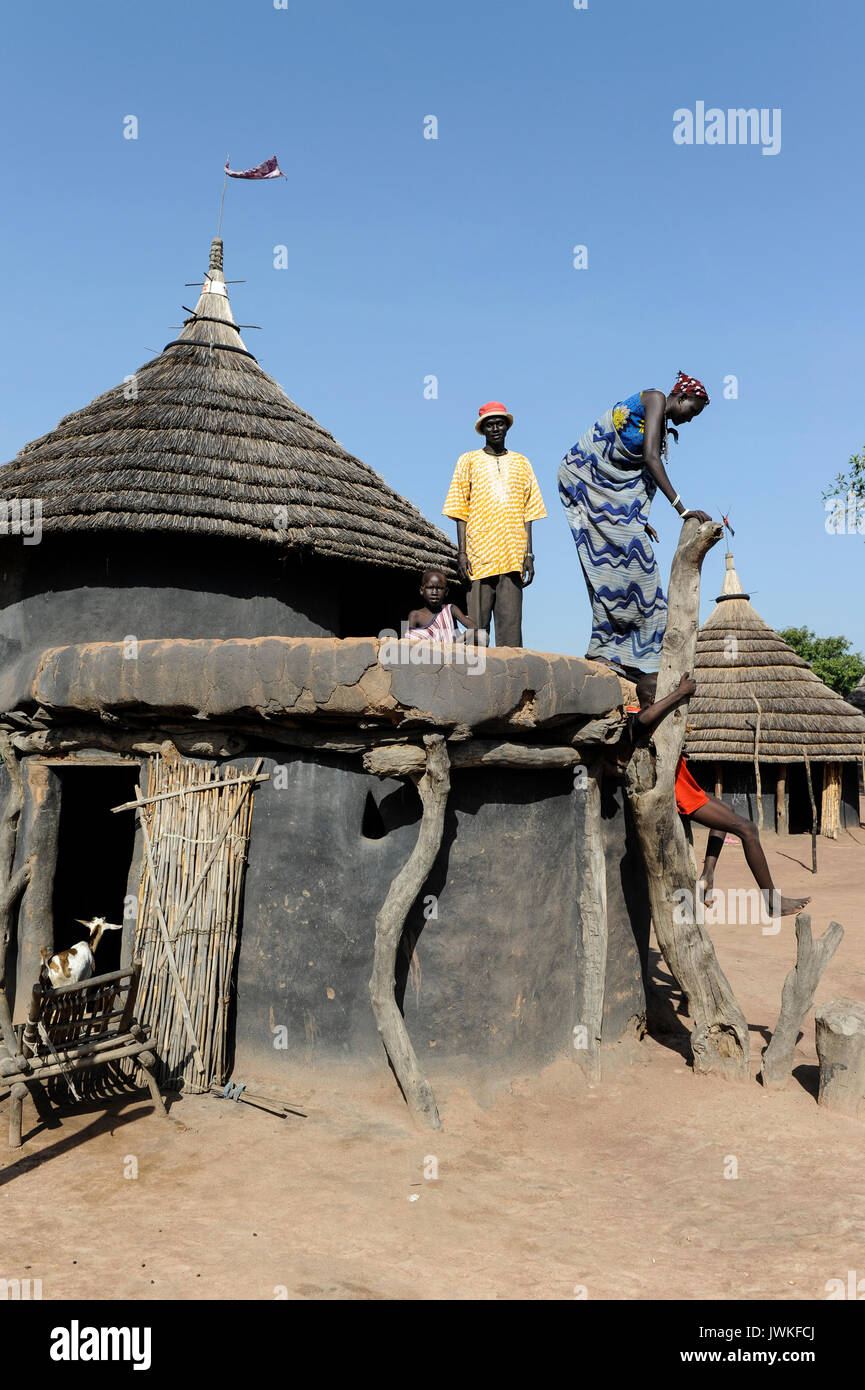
[[216, 154, 229, 239]]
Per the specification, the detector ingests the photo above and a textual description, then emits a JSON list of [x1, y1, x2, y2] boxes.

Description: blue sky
[[2, 0, 863, 658]]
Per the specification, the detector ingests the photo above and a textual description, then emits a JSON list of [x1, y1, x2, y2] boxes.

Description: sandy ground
[[2, 821, 864, 1302]]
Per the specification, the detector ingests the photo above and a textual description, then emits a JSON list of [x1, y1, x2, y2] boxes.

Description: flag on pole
[[224, 155, 285, 180]]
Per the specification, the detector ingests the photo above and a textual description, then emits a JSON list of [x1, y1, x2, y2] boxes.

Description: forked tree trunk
[[761, 912, 844, 1089], [368, 734, 450, 1129], [624, 519, 751, 1079]]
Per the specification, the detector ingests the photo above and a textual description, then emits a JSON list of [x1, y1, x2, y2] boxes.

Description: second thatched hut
[[684, 552, 865, 836]]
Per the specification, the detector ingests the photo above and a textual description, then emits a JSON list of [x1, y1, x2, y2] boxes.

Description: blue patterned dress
[[558, 391, 667, 674]]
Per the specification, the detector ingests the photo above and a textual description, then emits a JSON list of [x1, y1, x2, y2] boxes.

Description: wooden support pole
[[714, 762, 723, 800], [574, 765, 607, 1081], [0, 733, 32, 1049], [821, 761, 842, 840], [803, 748, 818, 873], [760, 913, 844, 1089], [624, 518, 751, 1080], [815, 998, 865, 1116], [775, 765, 787, 835], [751, 695, 764, 831], [369, 734, 450, 1129]]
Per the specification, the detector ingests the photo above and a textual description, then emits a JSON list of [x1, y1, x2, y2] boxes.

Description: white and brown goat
[[40, 917, 124, 989]]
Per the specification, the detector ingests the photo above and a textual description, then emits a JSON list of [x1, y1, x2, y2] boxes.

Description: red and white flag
[[224, 155, 285, 180]]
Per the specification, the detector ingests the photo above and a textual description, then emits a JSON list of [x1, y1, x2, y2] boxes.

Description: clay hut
[[0, 238, 649, 1127], [685, 552, 865, 837]]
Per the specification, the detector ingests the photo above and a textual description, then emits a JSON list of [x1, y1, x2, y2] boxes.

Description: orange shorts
[[675, 756, 709, 816]]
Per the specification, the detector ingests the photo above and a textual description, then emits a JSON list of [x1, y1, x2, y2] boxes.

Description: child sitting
[[619, 672, 810, 919], [406, 569, 477, 642]]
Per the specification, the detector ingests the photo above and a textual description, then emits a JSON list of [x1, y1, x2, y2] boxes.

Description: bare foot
[[698, 877, 719, 907], [764, 890, 812, 918]]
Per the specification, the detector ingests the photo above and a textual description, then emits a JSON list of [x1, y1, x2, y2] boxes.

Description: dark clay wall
[[232, 754, 649, 1077], [0, 536, 448, 665]]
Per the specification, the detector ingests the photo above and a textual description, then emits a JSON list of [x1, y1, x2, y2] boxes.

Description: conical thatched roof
[[0, 239, 455, 575], [686, 552, 865, 762], [849, 674, 865, 715]]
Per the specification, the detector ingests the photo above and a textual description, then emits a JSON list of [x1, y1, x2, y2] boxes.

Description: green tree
[[778, 626, 865, 697], [824, 444, 865, 526]]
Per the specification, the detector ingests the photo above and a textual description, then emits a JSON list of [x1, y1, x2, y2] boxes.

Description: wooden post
[[714, 763, 723, 800], [750, 696, 764, 831], [0, 734, 32, 1049], [13, 761, 60, 1022], [369, 734, 450, 1129], [821, 761, 842, 840], [760, 913, 844, 1089], [775, 765, 787, 835], [803, 748, 818, 873], [815, 998, 865, 1116], [574, 763, 607, 1081], [624, 518, 750, 1080]]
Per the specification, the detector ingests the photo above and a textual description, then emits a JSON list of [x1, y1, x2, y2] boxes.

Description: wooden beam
[[624, 518, 751, 1080]]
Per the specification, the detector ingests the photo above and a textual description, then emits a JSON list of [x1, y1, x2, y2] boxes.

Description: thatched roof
[[849, 675, 865, 715], [0, 239, 455, 575], [686, 552, 865, 763]]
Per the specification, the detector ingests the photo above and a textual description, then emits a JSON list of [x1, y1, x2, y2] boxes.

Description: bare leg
[[699, 831, 726, 904], [690, 796, 810, 917]]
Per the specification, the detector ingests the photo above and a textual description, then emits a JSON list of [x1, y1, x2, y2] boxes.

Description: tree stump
[[815, 998, 865, 1116], [760, 913, 844, 1089], [625, 518, 751, 1080]]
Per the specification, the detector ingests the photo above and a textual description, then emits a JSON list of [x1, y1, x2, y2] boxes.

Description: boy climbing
[[620, 672, 810, 919], [405, 568, 477, 642]]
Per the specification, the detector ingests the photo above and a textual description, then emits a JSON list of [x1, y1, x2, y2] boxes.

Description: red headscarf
[[670, 370, 710, 402]]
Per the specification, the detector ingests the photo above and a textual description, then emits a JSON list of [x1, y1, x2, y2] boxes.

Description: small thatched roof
[[686, 552, 865, 763], [0, 239, 455, 576], [849, 674, 865, 715]]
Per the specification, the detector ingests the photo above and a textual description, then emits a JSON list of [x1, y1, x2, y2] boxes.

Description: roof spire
[[715, 550, 750, 603], [174, 236, 248, 353]]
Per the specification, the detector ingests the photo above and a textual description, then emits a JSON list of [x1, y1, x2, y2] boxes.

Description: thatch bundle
[[686, 553, 865, 762], [0, 239, 455, 576]]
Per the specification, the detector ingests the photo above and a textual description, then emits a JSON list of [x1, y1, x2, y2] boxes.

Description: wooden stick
[[760, 912, 844, 1089], [136, 787, 206, 1075], [751, 695, 764, 831], [624, 519, 750, 1080], [369, 735, 449, 1128], [111, 770, 269, 814], [803, 747, 818, 873]]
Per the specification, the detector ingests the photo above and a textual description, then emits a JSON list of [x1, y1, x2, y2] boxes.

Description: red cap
[[475, 401, 514, 433]]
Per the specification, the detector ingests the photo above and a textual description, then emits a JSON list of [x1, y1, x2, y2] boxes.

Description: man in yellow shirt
[[442, 401, 546, 647]]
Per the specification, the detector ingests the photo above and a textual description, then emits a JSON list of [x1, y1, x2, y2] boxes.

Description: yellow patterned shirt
[[443, 449, 546, 582]]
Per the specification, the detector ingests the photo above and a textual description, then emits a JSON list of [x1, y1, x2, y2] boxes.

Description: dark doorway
[[51, 765, 140, 974]]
